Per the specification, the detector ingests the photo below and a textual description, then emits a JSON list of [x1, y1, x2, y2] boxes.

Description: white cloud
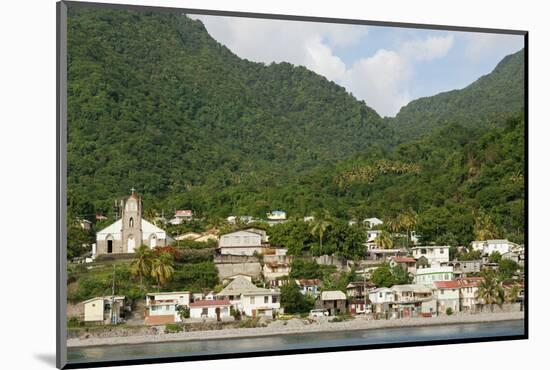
[[189, 15, 454, 117], [190, 15, 367, 71], [401, 35, 454, 61], [341, 49, 412, 117], [463, 33, 523, 61]]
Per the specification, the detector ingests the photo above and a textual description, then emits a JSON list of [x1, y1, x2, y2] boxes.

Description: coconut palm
[[151, 252, 175, 291], [475, 270, 504, 312], [505, 284, 521, 304], [400, 209, 418, 247], [385, 216, 403, 247], [130, 244, 152, 291], [375, 230, 394, 249], [310, 210, 332, 255]]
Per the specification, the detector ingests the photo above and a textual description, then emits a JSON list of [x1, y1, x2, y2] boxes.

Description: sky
[[190, 14, 524, 117]]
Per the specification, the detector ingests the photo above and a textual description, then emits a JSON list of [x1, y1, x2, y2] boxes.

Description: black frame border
[[57, 1, 529, 369]]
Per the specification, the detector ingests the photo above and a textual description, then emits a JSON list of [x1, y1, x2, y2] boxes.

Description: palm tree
[[375, 230, 394, 249], [385, 216, 403, 247], [400, 209, 418, 248], [151, 252, 175, 291], [505, 284, 521, 304], [475, 270, 504, 312], [130, 245, 152, 291], [310, 210, 332, 255]]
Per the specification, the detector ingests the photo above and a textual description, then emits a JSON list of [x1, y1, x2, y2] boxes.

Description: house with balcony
[[144, 291, 190, 325], [391, 284, 436, 318], [447, 260, 482, 277], [169, 209, 193, 225], [411, 246, 450, 266], [263, 262, 291, 281], [389, 256, 417, 274], [414, 265, 454, 285], [217, 276, 282, 318], [347, 281, 375, 315]]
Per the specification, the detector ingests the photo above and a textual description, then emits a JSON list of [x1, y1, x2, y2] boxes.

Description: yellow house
[[83, 296, 126, 324]]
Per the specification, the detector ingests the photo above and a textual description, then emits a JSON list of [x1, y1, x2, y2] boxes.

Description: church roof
[[96, 218, 167, 235], [97, 219, 122, 235]]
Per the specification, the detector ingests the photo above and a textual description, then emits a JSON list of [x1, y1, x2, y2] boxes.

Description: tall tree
[[475, 270, 504, 312], [151, 252, 175, 291], [375, 230, 394, 249], [400, 209, 418, 247], [310, 210, 332, 256], [130, 244, 153, 291]]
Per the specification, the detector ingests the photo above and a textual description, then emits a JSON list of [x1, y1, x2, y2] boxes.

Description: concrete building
[[218, 230, 264, 256], [389, 256, 417, 274], [144, 291, 190, 325], [472, 239, 520, 256], [391, 284, 435, 318], [414, 265, 454, 285], [189, 299, 231, 320], [447, 260, 482, 277], [433, 280, 460, 314], [217, 276, 281, 318], [457, 277, 482, 312], [363, 217, 383, 229], [411, 246, 450, 265]]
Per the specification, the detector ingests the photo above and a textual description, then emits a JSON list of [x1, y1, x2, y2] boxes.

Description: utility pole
[[110, 263, 116, 324], [363, 264, 367, 316]]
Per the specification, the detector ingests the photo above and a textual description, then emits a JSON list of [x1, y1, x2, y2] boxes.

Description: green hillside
[[391, 49, 524, 142], [66, 6, 525, 248], [67, 7, 390, 219]]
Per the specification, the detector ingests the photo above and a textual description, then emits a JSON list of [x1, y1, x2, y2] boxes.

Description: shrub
[[446, 307, 454, 316], [176, 305, 190, 320], [67, 316, 81, 328], [165, 323, 183, 333]]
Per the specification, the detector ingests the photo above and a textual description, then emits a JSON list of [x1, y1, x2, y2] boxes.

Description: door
[[216, 307, 221, 321], [127, 235, 135, 253]]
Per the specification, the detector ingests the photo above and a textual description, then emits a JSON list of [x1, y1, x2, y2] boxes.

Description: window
[[165, 305, 170, 311], [272, 296, 277, 303], [250, 296, 255, 304], [151, 306, 158, 311], [440, 248, 444, 254], [264, 296, 269, 304], [202, 308, 208, 316], [129, 217, 134, 228]]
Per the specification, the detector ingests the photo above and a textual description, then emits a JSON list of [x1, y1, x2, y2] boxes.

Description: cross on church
[[131, 187, 135, 195]]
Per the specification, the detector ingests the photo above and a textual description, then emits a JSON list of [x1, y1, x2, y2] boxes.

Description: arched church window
[[129, 217, 134, 228]]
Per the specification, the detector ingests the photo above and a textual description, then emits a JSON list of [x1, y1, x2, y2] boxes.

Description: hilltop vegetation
[[391, 49, 524, 142], [66, 6, 525, 249]]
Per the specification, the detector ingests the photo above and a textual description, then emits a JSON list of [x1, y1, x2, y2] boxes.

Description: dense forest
[[66, 7, 525, 248]]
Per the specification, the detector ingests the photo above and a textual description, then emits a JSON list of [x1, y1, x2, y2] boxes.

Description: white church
[[94, 189, 174, 257]]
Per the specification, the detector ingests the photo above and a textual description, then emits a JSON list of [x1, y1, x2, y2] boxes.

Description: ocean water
[[67, 319, 525, 364]]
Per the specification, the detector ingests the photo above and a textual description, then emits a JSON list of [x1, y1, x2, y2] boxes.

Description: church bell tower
[[121, 188, 143, 253]]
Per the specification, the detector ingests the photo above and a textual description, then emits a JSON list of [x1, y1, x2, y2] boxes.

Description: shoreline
[[67, 311, 524, 348]]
